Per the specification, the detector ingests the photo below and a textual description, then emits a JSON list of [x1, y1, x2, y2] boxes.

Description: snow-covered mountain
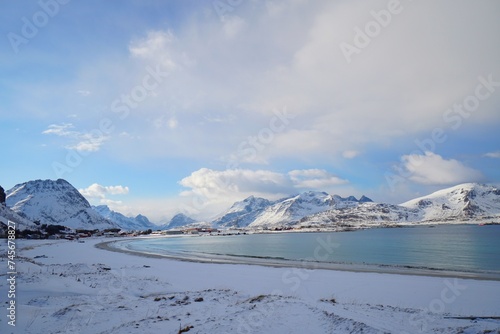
[[248, 192, 373, 228], [212, 184, 500, 229], [248, 191, 333, 227], [400, 183, 500, 222], [160, 213, 198, 230], [212, 196, 272, 228], [93, 205, 156, 231], [4, 179, 499, 232], [6, 179, 117, 230]]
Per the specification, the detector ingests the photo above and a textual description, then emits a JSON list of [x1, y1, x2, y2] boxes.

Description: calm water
[[118, 225, 500, 275]]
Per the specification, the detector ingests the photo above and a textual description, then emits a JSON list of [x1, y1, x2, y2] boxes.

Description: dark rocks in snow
[[0, 185, 5, 204]]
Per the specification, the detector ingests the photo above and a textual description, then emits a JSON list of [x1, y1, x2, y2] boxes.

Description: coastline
[[96, 238, 500, 281], [3, 238, 499, 333]]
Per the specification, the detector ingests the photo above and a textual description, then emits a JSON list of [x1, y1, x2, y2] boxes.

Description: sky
[[1, 0, 500, 223]]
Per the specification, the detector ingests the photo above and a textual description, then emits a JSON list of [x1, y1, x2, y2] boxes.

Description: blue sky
[[1, 0, 500, 222]]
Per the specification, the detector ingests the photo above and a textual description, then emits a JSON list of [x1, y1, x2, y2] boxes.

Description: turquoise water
[[118, 225, 500, 275]]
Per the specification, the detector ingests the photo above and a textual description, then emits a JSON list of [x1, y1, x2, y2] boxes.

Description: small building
[[164, 230, 183, 235]]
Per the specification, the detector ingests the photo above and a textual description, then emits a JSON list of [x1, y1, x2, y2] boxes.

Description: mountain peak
[[400, 183, 500, 221], [6, 179, 117, 230], [164, 213, 197, 229], [94, 204, 112, 212], [359, 195, 373, 203], [213, 196, 272, 228]]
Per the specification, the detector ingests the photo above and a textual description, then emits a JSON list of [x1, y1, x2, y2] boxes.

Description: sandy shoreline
[[97, 238, 500, 281]]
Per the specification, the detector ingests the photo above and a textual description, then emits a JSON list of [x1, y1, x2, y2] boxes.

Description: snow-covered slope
[[248, 192, 373, 228], [1, 184, 36, 232], [400, 183, 500, 222], [6, 179, 117, 230], [298, 202, 421, 228], [159, 213, 198, 230], [212, 196, 272, 228], [93, 205, 155, 231], [0, 202, 36, 232], [249, 192, 334, 227]]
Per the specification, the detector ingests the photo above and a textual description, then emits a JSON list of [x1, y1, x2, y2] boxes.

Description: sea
[[113, 224, 500, 279]]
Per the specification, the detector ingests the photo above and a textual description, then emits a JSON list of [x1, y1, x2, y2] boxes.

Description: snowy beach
[[1, 237, 500, 333]]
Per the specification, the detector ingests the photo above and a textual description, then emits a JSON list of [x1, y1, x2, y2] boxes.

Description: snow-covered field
[[1, 238, 500, 334]]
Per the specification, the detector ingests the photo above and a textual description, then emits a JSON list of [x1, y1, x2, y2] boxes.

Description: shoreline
[[96, 238, 500, 282], [5, 238, 500, 333]]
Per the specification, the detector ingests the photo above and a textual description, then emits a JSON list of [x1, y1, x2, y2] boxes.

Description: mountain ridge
[[93, 205, 156, 231], [212, 183, 500, 229], [2, 179, 499, 231]]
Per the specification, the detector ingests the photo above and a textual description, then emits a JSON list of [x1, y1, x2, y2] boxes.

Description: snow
[[1, 237, 499, 333], [250, 192, 338, 227], [163, 213, 197, 229], [213, 196, 272, 228], [6, 179, 117, 230], [401, 183, 500, 222], [94, 205, 156, 231], [214, 192, 375, 229], [0, 204, 34, 231]]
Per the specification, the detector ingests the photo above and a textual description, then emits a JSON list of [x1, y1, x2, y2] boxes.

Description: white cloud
[[42, 123, 109, 152], [64, 1, 499, 166], [78, 184, 130, 217], [342, 150, 360, 159], [401, 152, 483, 185], [99, 198, 124, 206], [79, 184, 130, 199], [129, 30, 178, 70], [178, 167, 348, 217], [484, 151, 500, 158], [167, 117, 178, 129], [129, 30, 175, 56], [222, 16, 246, 38], [42, 123, 75, 136], [153, 115, 178, 129], [179, 168, 291, 199], [77, 90, 91, 97], [288, 169, 348, 188], [67, 134, 108, 152]]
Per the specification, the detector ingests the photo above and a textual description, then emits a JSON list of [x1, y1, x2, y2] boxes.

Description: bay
[[116, 224, 500, 277]]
